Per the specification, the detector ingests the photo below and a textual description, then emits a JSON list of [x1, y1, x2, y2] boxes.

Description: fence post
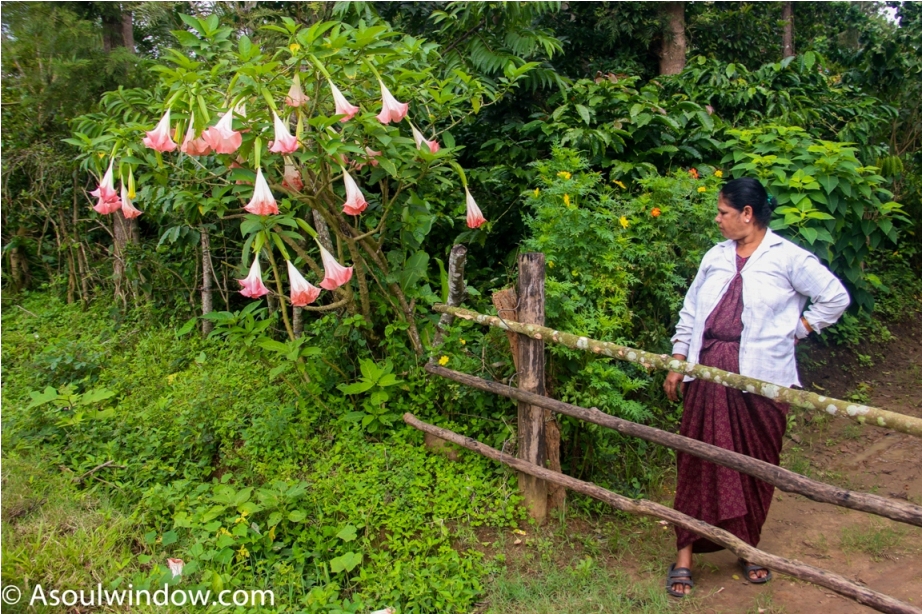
[[516, 252, 547, 523]]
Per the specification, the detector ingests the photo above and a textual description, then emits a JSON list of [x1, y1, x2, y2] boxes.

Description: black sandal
[[666, 563, 694, 598], [739, 559, 772, 584]]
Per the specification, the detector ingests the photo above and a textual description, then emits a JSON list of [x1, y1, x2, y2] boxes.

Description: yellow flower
[[533, 188, 540, 197], [714, 170, 723, 178], [619, 216, 629, 228], [460, 339, 466, 345], [614, 180, 626, 189], [438, 355, 449, 366], [289, 43, 301, 53], [548, 261, 554, 268], [563, 194, 571, 207], [697, 186, 707, 193], [237, 545, 250, 560], [217, 527, 232, 537], [269, 526, 276, 541], [557, 171, 571, 180]]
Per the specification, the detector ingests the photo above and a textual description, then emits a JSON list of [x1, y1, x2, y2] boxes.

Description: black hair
[[719, 177, 777, 228]]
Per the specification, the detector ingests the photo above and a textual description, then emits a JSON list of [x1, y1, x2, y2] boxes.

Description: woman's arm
[[790, 252, 851, 338], [663, 354, 687, 402], [672, 264, 707, 356]]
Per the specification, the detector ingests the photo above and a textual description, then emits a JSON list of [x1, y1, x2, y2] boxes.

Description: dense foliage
[[3, 2, 921, 611]]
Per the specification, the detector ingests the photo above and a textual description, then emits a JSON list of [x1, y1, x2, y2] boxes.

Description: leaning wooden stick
[[433, 304, 922, 438], [425, 364, 922, 527], [403, 413, 921, 614]]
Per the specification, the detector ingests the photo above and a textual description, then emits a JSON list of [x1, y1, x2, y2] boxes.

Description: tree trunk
[[432, 244, 467, 347], [112, 211, 131, 308], [782, 1, 795, 59], [201, 228, 214, 335], [659, 2, 686, 75], [121, 10, 135, 52], [516, 253, 548, 523]]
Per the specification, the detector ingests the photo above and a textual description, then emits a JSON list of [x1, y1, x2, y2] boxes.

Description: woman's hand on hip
[[664, 370, 686, 403]]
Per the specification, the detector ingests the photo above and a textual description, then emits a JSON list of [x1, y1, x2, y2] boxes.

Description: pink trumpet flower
[[282, 163, 303, 192], [119, 182, 143, 219], [143, 109, 178, 152], [318, 244, 353, 290], [376, 80, 409, 124], [341, 169, 368, 216], [329, 81, 359, 122], [238, 257, 270, 298], [268, 112, 299, 154], [286, 260, 322, 307], [202, 111, 243, 154], [167, 558, 184, 579], [365, 147, 382, 166], [410, 123, 440, 154], [244, 168, 279, 215], [181, 113, 212, 156], [465, 187, 487, 229], [286, 74, 309, 107], [90, 162, 121, 215]]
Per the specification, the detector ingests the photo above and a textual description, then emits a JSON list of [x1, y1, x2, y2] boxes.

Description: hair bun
[[767, 195, 779, 211]]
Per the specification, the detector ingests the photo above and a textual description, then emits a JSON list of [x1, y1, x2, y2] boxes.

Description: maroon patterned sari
[[674, 254, 789, 552]]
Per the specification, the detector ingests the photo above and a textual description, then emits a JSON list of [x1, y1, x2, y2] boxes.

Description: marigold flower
[[533, 188, 540, 197], [268, 112, 299, 154], [438, 355, 449, 366], [244, 168, 279, 215], [557, 171, 572, 180], [376, 80, 409, 124], [651, 207, 661, 218], [619, 216, 629, 228], [120, 182, 143, 219], [289, 43, 301, 53], [464, 187, 487, 229], [563, 194, 571, 207], [238, 257, 270, 298], [410, 123, 440, 154], [180, 113, 212, 156], [697, 186, 707, 193], [318, 244, 353, 290], [143, 109, 178, 153], [341, 169, 368, 216], [202, 111, 243, 155], [286, 260, 322, 307], [90, 161, 121, 215], [714, 170, 723, 178], [689, 168, 699, 179]]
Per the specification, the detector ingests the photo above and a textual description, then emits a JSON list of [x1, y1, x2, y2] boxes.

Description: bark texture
[[782, 1, 795, 59], [431, 244, 467, 348], [201, 228, 214, 335], [659, 2, 687, 75], [404, 413, 921, 614], [432, 304, 922, 438]]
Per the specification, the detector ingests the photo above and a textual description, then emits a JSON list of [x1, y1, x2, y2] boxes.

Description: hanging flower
[[90, 161, 121, 215], [167, 558, 184, 579], [285, 74, 309, 107], [286, 260, 322, 307], [180, 113, 212, 156], [410, 123, 439, 154], [282, 163, 303, 192], [238, 257, 270, 298], [341, 169, 368, 216], [318, 244, 353, 290], [619, 216, 629, 228], [464, 187, 486, 229], [244, 168, 279, 215], [375, 80, 408, 124], [268, 112, 299, 154], [651, 207, 662, 218], [329, 81, 359, 122], [120, 182, 143, 219], [202, 111, 243, 154], [355, 147, 381, 170], [142, 109, 178, 152]]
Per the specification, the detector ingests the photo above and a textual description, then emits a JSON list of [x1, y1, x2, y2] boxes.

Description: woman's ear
[[742, 205, 754, 221]]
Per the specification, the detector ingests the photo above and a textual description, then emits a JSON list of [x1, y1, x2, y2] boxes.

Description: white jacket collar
[[718, 228, 783, 267]]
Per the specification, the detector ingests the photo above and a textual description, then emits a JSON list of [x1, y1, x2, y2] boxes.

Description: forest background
[[2, 2, 921, 612]]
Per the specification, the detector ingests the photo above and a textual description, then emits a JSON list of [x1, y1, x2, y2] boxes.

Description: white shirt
[[671, 229, 850, 388]]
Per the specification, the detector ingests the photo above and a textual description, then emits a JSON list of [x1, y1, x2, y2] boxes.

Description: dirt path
[[689, 314, 922, 613]]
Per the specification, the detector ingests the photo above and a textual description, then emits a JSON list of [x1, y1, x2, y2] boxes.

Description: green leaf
[[176, 317, 198, 337], [575, 104, 591, 125], [27, 386, 59, 409], [338, 380, 376, 395], [329, 551, 362, 573], [161, 531, 178, 546], [288, 510, 307, 522], [336, 525, 357, 542], [78, 388, 116, 406]]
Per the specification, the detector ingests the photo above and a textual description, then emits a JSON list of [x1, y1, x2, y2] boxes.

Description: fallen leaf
[[512, 529, 526, 535], [732, 574, 740, 580], [513, 538, 522, 545]]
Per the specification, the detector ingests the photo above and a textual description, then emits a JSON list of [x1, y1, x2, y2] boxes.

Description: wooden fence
[[405, 252, 922, 614]]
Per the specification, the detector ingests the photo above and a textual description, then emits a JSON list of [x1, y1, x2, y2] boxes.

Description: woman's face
[[715, 194, 754, 240]]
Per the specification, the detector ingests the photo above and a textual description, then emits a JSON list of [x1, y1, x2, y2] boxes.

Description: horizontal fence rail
[[426, 364, 922, 527], [433, 304, 922, 438], [404, 413, 922, 614]]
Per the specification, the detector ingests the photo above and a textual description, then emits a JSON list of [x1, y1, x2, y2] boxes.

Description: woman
[[663, 177, 850, 598]]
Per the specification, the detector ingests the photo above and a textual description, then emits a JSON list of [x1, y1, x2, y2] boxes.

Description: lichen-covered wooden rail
[[433, 304, 922, 438]]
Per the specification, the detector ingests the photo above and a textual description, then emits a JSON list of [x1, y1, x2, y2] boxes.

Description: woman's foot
[[668, 546, 695, 597], [738, 559, 772, 583]]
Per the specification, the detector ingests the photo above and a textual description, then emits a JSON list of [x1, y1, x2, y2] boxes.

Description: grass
[[839, 521, 906, 561]]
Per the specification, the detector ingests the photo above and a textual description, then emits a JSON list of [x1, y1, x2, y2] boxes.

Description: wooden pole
[[516, 253, 547, 523], [424, 364, 922, 527], [432, 304, 922, 438], [403, 413, 921, 614]]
